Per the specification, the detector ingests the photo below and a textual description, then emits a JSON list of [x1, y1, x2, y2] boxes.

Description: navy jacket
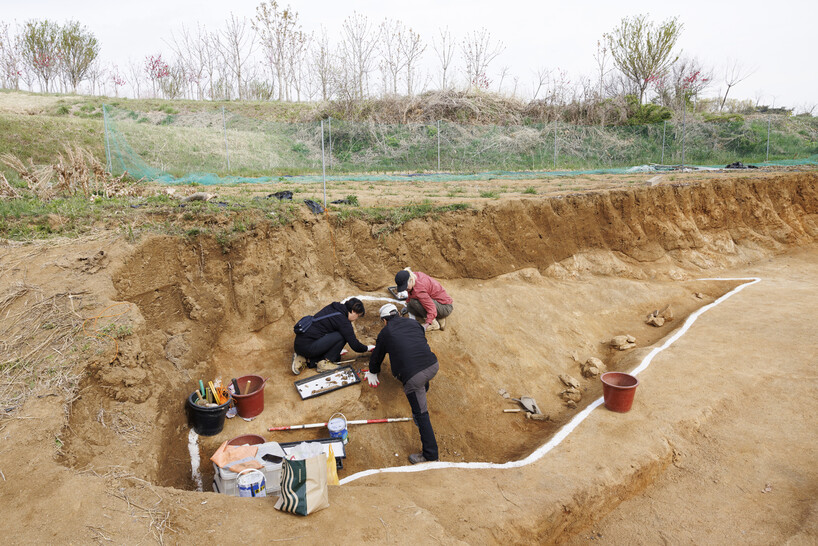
[[296, 302, 368, 353], [369, 316, 438, 384]]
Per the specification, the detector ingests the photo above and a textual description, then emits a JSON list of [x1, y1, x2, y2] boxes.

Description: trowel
[[512, 396, 542, 415]]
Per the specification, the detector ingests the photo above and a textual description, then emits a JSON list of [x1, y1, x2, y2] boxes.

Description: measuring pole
[[321, 120, 327, 208], [222, 106, 230, 172], [102, 104, 113, 173], [661, 120, 667, 165], [766, 116, 771, 162], [269, 417, 412, 432]]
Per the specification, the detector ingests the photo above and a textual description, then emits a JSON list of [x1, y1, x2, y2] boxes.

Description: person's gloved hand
[[364, 371, 379, 387], [340, 349, 348, 357], [397, 290, 408, 299], [367, 344, 375, 352]]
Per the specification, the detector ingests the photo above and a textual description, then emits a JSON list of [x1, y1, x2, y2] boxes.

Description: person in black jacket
[[365, 303, 439, 464], [292, 298, 373, 375]]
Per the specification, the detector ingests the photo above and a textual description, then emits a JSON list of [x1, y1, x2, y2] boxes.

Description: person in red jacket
[[394, 268, 453, 332]]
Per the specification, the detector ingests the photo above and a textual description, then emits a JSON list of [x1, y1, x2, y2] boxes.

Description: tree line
[[1, 6, 806, 121]]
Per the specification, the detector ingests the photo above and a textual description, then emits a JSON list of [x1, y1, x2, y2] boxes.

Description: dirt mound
[[1, 172, 817, 543]]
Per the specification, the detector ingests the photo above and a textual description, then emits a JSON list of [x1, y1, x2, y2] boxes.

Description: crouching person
[[365, 303, 439, 464]]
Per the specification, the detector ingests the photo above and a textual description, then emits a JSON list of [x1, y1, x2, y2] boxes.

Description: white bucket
[[237, 468, 266, 498], [327, 412, 348, 445]]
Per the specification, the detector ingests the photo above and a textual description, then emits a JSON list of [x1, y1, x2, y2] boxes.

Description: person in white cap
[[394, 268, 453, 332], [365, 303, 440, 464]]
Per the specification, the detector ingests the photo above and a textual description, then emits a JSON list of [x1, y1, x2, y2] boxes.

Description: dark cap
[[395, 270, 410, 292]]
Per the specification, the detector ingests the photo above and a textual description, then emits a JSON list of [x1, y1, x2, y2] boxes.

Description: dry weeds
[[0, 284, 89, 416], [1, 145, 142, 201]]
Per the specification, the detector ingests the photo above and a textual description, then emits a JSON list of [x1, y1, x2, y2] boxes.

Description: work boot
[[426, 319, 441, 332], [408, 453, 428, 465], [316, 359, 340, 373], [291, 352, 306, 375], [437, 317, 446, 331]]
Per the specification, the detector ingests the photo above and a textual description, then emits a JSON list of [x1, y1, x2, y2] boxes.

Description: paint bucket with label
[[600, 372, 639, 413], [327, 412, 348, 444], [237, 468, 266, 498]]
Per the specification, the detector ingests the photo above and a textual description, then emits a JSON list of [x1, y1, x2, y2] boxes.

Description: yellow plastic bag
[[326, 445, 340, 486]]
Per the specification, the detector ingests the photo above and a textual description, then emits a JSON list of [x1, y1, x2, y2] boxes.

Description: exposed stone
[[559, 374, 581, 389], [610, 335, 636, 350], [646, 315, 665, 327], [581, 357, 606, 378]]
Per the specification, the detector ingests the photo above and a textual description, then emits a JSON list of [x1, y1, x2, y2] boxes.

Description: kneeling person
[[365, 303, 439, 464], [292, 298, 373, 375]]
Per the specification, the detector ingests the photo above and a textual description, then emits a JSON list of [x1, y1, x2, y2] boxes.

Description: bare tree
[[218, 13, 257, 100], [497, 65, 510, 94], [378, 18, 407, 95], [432, 27, 455, 90], [461, 28, 504, 90], [531, 66, 550, 101], [0, 22, 22, 90], [604, 14, 682, 104], [310, 26, 333, 101], [167, 23, 211, 100], [126, 58, 142, 98], [401, 25, 425, 96], [593, 40, 613, 99], [339, 12, 380, 100], [720, 58, 755, 111], [253, 1, 305, 101]]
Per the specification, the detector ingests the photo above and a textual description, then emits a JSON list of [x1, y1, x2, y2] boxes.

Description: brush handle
[[231, 378, 240, 394]]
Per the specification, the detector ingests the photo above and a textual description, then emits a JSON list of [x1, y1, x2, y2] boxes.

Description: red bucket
[[600, 372, 639, 412], [227, 434, 266, 446], [233, 375, 268, 418]]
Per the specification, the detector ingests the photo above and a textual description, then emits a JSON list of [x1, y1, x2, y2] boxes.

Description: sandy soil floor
[[0, 171, 816, 544]]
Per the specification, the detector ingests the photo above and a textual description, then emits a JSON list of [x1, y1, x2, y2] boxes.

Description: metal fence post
[[321, 120, 327, 208], [766, 116, 771, 162], [103, 104, 113, 173], [328, 117, 333, 170], [553, 119, 558, 170], [222, 106, 230, 172], [437, 120, 441, 171], [661, 120, 666, 165], [681, 106, 686, 167]]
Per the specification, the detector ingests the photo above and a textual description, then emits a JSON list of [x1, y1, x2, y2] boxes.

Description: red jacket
[[408, 271, 452, 325]]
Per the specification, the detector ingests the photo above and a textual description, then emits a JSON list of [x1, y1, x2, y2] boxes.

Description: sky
[[3, 0, 817, 111]]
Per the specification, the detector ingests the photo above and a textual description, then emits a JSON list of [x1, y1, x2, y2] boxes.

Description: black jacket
[[296, 302, 368, 353], [369, 316, 438, 384]]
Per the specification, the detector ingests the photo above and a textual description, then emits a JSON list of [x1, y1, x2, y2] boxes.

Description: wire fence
[[103, 105, 818, 185]]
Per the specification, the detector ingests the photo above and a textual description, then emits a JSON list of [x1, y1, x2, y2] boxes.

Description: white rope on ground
[[339, 277, 761, 485], [188, 429, 203, 492]]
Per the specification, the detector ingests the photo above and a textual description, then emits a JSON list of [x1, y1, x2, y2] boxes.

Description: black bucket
[[186, 391, 232, 436]]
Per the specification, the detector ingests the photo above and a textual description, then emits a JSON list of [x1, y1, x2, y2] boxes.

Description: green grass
[[334, 200, 470, 235]]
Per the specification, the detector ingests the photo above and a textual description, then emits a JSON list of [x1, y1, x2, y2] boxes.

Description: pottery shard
[[661, 306, 674, 321], [610, 335, 636, 350], [581, 357, 606, 378], [559, 374, 581, 389]]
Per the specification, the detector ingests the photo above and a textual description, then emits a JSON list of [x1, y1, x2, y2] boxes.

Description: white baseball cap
[[379, 303, 398, 318]]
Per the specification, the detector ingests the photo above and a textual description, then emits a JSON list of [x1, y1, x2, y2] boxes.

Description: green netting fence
[[102, 104, 818, 185]]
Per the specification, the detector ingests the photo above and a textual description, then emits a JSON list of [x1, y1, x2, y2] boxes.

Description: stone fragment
[[610, 335, 636, 350], [581, 357, 606, 378], [646, 315, 665, 327], [559, 374, 581, 389], [560, 387, 582, 402]]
